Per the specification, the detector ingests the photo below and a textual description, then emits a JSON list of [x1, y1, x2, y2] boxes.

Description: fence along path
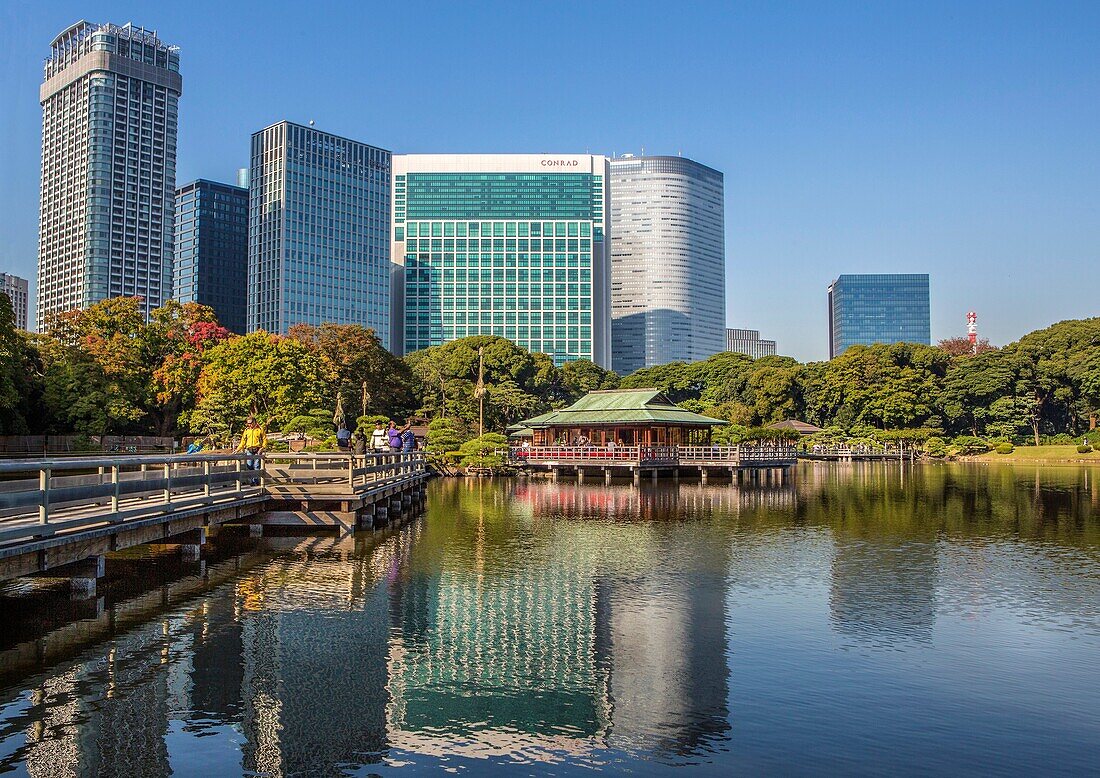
[[0, 451, 425, 549]]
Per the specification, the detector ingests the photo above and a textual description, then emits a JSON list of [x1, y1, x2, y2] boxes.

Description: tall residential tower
[[609, 155, 725, 375], [392, 154, 611, 367], [248, 122, 391, 336], [174, 179, 249, 333], [827, 273, 931, 358], [37, 21, 181, 329]]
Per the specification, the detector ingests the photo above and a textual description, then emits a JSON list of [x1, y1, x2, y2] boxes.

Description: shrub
[[924, 436, 946, 458], [452, 433, 510, 469], [952, 435, 992, 456], [1042, 433, 1076, 445], [995, 442, 1014, 454], [1077, 444, 1093, 454]]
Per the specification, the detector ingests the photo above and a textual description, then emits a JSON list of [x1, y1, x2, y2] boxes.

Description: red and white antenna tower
[[967, 311, 978, 354]]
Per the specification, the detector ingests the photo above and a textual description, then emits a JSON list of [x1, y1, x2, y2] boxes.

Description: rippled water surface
[[0, 463, 1099, 776]]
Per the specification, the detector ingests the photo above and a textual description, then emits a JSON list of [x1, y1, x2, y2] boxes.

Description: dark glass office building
[[249, 121, 391, 336], [174, 179, 248, 333], [827, 274, 930, 358]]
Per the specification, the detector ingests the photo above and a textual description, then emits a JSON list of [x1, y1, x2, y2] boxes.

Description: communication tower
[[967, 311, 978, 354]]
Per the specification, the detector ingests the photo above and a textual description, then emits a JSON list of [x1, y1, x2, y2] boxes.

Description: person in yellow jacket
[[236, 416, 267, 485]]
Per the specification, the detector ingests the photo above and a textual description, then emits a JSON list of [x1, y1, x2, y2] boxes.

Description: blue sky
[[1, 0, 1097, 360]]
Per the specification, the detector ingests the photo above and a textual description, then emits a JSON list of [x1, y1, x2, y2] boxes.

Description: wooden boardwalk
[[0, 451, 427, 591]]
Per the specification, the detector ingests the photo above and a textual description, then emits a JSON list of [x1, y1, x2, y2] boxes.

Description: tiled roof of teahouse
[[516, 389, 727, 428], [766, 419, 825, 434]]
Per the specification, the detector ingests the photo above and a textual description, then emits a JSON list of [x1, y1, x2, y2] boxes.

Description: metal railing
[[0, 451, 425, 547]]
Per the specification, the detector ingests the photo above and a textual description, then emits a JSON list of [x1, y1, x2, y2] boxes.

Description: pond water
[[0, 463, 1098, 776]]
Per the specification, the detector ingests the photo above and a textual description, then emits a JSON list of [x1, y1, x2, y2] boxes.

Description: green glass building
[[392, 155, 611, 367]]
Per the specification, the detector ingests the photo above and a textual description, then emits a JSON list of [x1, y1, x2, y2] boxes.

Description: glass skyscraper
[[827, 274, 931, 358], [174, 179, 248, 333], [392, 154, 611, 367], [609, 155, 725, 375], [248, 121, 391, 336], [37, 22, 181, 330]]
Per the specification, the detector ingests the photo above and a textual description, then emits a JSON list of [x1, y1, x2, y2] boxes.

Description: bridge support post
[[61, 555, 105, 599], [389, 497, 403, 519], [604, 468, 611, 485], [401, 493, 413, 513], [632, 469, 640, 487], [177, 527, 206, 561], [248, 524, 263, 537], [700, 468, 708, 484], [652, 469, 658, 485], [374, 503, 389, 527], [359, 504, 375, 530], [673, 468, 679, 484], [577, 468, 585, 484], [552, 467, 560, 482]]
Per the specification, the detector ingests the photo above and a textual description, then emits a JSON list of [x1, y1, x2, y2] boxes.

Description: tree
[[560, 359, 619, 400], [40, 297, 150, 435], [191, 332, 330, 439], [0, 294, 38, 433], [405, 336, 561, 431], [937, 337, 995, 357], [289, 324, 417, 422]]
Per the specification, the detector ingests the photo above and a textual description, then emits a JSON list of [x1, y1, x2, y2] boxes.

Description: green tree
[[289, 323, 417, 422], [191, 332, 330, 438], [560, 359, 619, 400]]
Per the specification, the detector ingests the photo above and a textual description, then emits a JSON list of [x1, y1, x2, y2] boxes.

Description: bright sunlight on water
[[0, 462, 1098, 776]]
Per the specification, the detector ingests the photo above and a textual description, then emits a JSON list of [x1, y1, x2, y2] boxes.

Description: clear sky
[[1, 0, 1097, 360]]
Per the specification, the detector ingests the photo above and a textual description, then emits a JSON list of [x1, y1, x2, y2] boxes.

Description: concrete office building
[[609, 155, 725, 375], [827, 274, 931, 358], [37, 21, 181, 330], [248, 121, 391, 336], [726, 328, 776, 359], [174, 179, 248, 333], [392, 154, 611, 367], [0, 274, 30, 330]]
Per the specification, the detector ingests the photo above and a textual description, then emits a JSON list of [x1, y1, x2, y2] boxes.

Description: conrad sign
[[540, 159, 580, 167]]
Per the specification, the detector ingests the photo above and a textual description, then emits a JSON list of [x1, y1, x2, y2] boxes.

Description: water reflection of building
[[383, 479, 734, 762], [240, 531, 413, 775]]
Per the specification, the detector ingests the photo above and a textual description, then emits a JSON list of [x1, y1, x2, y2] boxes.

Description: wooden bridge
[[799, 445, 917, 462], [0, 451, 427, 595], [511, 444, 798, 484]]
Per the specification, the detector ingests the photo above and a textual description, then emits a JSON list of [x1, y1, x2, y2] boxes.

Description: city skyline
[[1, 2, 1098, 358]]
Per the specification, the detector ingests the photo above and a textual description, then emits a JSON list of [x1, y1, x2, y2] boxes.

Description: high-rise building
[[248, 121, 391, 336], [174, 179, 248, 333], [0, 274, 30, 330], [725, 328, 776, 359], [392, 154, 611, 367], [37, 22, 181, 330], [609, 155, 725, 375], [827, 273, 930, 358]]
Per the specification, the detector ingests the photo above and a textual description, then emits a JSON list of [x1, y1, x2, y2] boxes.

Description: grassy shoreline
[[969, 445, 1100, 464]]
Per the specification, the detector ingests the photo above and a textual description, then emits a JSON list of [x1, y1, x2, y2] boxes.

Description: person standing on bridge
[[236, 416, 267, 486], [370, 422, 388, 452]]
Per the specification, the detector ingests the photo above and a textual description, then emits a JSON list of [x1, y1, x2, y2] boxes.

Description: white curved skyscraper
[[609, 155, 725, 375]]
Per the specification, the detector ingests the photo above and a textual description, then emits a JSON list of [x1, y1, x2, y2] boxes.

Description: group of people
[[344, 419, 417, 454], [187, 416, 418, 486]]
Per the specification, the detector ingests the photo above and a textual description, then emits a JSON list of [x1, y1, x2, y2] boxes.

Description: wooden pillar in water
[[700, 468, 708, 484], [604, 468, 612, 485], [577, 468, 585, 484]]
